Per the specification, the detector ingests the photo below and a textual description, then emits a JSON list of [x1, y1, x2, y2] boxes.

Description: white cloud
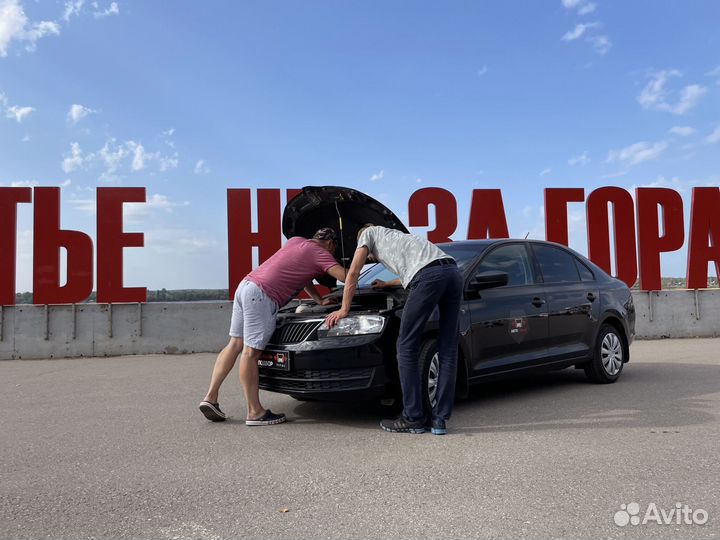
[[145, 228, 219, 255], [577, 2, 596, 15], [415, 177, 423, 183], [0, 0, 26, 56], [5, 104, 34, 122], [706, 126, 720, 144], [0, 0, 60, 56], [62, 0, 84, 21], [98, 138, 128, 176], [370, 170, 384, 182], [669, 126, 695, 137], [124, 194, 190, 223], [62, 142, 85, 173], [561, 0, 595, 14], [562, 22, 599, 41], [93, 2, 118, 18], [67, 103, 96, 124], [194, 159, 209, 175], [705, 65, 720, 78], [568, 151, 590, 166], [637, 70, 707, 115], [9, 179, 38, 187], [159, 153, 179, 172], [477, 65, 488, 77], [539, 168, 551, 177], [61, 137, 181, 178], [606, 141, 668, 167], [21, 134, 29, 142], [129, 142, 148, 171], [589, 35, 611, 55], [561, 21, 610, 55]]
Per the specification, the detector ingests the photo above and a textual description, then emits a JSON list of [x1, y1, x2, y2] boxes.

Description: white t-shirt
[[357, 226, 452, 288]]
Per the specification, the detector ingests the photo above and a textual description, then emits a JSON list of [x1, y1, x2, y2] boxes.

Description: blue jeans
[[396, 263, 463, 423]]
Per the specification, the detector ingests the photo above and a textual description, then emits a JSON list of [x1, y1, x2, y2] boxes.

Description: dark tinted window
[[475, 244, 533, 286], [533, 245, 581, 283], [575, 258, 595, 281], [439, 243, 489, 271]]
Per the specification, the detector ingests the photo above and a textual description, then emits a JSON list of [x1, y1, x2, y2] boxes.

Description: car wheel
[[584, 324, 625, 384], [290, 395, 316, 402], [419, 339, 440, 412]]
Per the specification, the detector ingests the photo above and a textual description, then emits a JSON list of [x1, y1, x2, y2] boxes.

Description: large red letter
[[0, 187, 32, 305], [686, 187, 720, 289], [586, 187, 638, 287], [227, 189, 282, 299], [97, 187, 146, 303], [33, 187, 94, 304], [544, 188, 585, 245], [408, 188, 457, 243], [636, 188, 684, 291], [467, 189, 509, 239]]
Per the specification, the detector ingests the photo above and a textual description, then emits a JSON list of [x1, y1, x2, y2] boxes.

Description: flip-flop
[[199, 401, 227, 422], [245, 409, 286, 426]]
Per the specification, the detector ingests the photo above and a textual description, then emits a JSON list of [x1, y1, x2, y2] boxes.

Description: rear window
[[533, 244, 581, 283], [575, 258, 595, 281]]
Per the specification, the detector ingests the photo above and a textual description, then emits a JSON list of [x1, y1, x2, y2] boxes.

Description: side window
[[533, 245, 581, 283], [474, 244, 533, 287], [575, 258, 595, 281]]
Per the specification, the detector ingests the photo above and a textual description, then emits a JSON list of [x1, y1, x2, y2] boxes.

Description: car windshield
[[356, 242, 488, 288]]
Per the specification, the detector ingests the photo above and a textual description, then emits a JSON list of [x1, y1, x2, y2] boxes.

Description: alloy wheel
[[601, 332, 623, 376], [427, 353, 439, 408]]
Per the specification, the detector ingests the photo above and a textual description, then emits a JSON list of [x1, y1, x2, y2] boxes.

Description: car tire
[[290, 395, 316, 402], [584, 324, 625, 384], [419, 338, 440, 412]]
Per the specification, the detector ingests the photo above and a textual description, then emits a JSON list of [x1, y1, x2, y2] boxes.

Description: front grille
[[268, 320, 323, 344], [259, 367, 374, 391]]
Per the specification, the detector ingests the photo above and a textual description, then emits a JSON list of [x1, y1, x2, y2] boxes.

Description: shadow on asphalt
[[289, 362, 720, 433]]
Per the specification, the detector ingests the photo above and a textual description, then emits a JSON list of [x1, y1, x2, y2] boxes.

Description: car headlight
[[319, 315, 386, 337]]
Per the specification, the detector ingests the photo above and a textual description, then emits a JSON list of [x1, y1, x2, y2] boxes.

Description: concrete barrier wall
[[632, 289, 720, 339], [1, 290, 718, 360]]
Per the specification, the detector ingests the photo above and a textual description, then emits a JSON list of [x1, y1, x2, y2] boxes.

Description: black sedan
[[258, 237, 635, 409]]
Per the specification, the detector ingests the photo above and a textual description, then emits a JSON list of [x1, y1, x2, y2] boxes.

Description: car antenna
[[334, 200, 347, 267], [524, 232, 530, 239]]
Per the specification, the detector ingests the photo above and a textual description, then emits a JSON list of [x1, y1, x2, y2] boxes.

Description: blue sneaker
[[430, 418, 447, 435]]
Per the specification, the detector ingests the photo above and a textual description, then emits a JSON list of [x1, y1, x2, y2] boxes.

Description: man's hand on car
[[325, 309, 349, 328]]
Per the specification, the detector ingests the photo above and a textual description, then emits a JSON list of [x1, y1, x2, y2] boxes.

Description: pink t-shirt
[[245, 237, 339, 307]]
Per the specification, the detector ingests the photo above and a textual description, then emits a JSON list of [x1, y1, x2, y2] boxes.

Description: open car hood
[[283, 186, 409, 286]]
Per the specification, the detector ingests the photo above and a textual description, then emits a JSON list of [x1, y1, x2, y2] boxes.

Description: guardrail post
[[72, 304, 77, 340], [137, 303, 143, 337]]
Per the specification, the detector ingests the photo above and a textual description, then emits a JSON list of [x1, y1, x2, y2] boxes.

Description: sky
[[1, 0, 719, 291]]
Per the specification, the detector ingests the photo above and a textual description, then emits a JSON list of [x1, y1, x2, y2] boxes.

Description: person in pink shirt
[[199, 228, 346, 426]]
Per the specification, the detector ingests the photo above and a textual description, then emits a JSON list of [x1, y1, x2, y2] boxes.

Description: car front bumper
[[258, 334, 391, 401]]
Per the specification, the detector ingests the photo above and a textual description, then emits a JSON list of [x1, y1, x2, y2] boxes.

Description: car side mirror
[[467, 271, 509, 293]]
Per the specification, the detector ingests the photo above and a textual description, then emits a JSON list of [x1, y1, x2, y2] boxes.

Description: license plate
[[258, 350, 291, 371]]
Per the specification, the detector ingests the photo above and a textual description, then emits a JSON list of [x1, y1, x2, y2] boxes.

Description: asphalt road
[[1, 339, 719, 540]]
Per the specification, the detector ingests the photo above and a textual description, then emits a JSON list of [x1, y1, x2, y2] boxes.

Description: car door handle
[[531, 297, 545, 308], [587, 293, 596, 302]]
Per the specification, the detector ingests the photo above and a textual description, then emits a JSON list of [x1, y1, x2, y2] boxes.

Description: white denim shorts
[[229, 280, 279, 350]]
